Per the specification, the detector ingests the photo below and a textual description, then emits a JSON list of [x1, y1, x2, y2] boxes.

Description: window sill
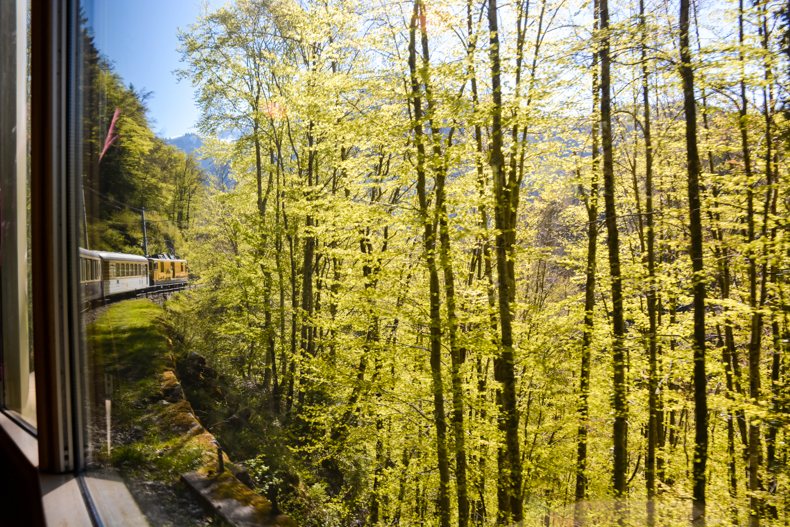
[[1, 411, 148, 526], [0, 410, 38, 466]]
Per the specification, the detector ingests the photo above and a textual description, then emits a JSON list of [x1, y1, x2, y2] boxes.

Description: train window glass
[[75, 2, 203, 522], [0, 0, 36, 428]]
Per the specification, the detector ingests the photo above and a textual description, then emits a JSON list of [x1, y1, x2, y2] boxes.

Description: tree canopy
[[158, 0, 790, 524]]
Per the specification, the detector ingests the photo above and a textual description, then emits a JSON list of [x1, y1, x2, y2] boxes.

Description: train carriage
[[96, 251, 149, 296], [79, 248, 103, 303], [149, 255, 188, 286]]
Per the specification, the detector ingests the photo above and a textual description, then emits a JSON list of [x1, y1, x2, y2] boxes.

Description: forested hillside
[[163, 0, 789, 524], [80, 36, 206, 255]]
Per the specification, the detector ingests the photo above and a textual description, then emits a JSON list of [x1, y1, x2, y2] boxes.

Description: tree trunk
[[599, 0, 628, 519], [679, 0, 708, 522], [574, 2, 599, 521], [639, 1, 661, 523], [488, 0, 523, 521], [409, 3, 451, 524]]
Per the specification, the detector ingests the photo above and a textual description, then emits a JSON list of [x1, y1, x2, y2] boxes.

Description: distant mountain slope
[[166, 132, 204, 158], [166, 133, 232, 188]]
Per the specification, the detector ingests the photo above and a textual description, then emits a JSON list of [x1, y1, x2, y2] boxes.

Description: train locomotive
[[79, 249, 188, 304]]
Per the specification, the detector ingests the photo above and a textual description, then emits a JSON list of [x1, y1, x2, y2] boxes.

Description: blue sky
[[85, 0, 226, 139]]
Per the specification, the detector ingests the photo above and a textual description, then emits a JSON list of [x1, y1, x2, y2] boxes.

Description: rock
[[230, 465, 254, 489]]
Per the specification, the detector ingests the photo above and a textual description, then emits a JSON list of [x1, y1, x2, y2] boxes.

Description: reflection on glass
[[0, 0, 35, 428], [77, 2, 213, 523]]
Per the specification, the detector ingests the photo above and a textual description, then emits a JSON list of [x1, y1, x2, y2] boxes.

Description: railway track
[[81, 282, 190, 313]]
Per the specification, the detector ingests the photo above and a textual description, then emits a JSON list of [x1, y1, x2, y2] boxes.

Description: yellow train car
[[148, 255, 188, 285]]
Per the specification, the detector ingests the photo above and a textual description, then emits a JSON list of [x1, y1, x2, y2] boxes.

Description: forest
[[81, 37, 206, 257], [91, 0, 789, 524]]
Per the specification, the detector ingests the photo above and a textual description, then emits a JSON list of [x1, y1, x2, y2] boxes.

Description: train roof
[[149, 254, 186, 262], [93, 251, 148, 263], [79, 248, 102, 259]]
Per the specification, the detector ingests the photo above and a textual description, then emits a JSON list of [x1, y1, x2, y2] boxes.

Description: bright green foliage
[[160, 0, 790, 525]]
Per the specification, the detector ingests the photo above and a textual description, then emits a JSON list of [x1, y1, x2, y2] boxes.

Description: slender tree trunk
[[437, 170, 468, 527], [574, 3, 599, 521], [488, 0, 523, 521], [639, 2, 661, 524], [409, 3, 451, 524], [275, 148, 287, 415], [679, 0, 708, 523], [414, 10, 470, 522], [254, 120, 264, 216], [284, 207, 299, 415], [264, 271, 278, 411], [737, 4, 766, 524], [755, 5, 778, 520], [465, 6, 495, 520], [599, 0, 628, 520]]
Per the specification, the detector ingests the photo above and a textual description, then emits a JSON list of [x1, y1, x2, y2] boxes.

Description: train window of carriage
[[0, 0, 36, 429]]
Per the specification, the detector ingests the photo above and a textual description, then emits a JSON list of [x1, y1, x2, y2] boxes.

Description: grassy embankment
[[87, 298, 277, 526]]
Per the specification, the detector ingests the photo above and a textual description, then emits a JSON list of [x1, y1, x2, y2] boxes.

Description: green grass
[[87, 299, 284, 526], [88, 299, 170, 384], [87, 299, 206, 481]]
